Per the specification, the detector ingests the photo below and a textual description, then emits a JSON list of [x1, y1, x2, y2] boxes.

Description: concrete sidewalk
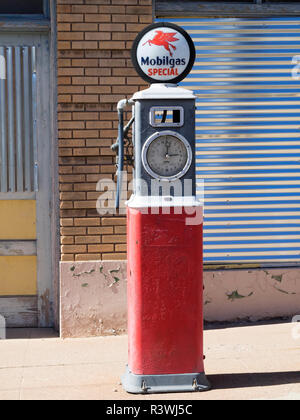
[[0, 321, 299, 400]]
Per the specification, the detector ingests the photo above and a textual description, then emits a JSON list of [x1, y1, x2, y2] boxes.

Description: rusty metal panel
[[157, 16, 300, 265]]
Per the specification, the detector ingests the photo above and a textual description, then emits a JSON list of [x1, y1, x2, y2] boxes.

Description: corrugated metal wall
[[0, 46, 36, 193], [157, 17, 300, 265]]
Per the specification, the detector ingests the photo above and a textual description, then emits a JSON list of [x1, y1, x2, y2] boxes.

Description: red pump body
[[127, 206, 204, 375]]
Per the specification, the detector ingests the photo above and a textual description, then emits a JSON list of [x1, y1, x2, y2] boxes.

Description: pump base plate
[[122, 366, 211, 394]]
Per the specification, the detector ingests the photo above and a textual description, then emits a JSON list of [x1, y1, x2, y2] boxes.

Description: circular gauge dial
[[142, 132, 192, 180]]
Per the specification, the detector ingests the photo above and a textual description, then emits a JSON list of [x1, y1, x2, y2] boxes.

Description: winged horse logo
[[143, 31, 179, 57]]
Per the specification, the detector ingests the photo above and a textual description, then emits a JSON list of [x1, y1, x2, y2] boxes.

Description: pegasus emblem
[[143, 31, 179, 57]]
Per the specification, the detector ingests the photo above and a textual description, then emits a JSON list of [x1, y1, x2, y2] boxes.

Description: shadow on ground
[[204, 317, 291, 331], [208, 371, 300, 389], [5, 328, 59, 340]]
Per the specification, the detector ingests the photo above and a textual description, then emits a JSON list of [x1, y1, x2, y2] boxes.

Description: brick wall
[[56, 0, 153, 262]]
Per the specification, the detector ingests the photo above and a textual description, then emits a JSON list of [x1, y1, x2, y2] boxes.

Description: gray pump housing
[[130, 84, 197, 198]]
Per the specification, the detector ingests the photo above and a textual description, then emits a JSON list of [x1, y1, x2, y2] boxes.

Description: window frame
[[155, 0, 300, 17], [0, 0, 50, 32], [0, 0, 48, 17]]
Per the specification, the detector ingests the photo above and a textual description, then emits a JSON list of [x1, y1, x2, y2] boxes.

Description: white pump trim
[[131, 84, 196, 101]]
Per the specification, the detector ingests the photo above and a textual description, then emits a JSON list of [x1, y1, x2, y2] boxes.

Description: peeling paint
[[109, 277, 120, 288], [272, 274, 283, 283], [99, 265, 107, 279], [72, 268, 95, 278], [226, 290, 254, 302], [60, 261, 127, 338], [273, 285, 296, 295], [109, 267, 121, 274], [40, 289, 51, 326]]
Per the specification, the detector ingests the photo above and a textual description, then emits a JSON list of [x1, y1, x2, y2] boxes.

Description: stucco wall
[[60, 261, 300, 338]]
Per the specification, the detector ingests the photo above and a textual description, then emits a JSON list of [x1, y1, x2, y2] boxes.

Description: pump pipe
[[114, 98, 134, 209]]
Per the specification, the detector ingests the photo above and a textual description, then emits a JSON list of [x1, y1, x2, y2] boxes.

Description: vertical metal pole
[[7, 47, 15, 192], [31, 47, 38, 192], [23, 47, 31, 192], [0, 47, 7, 193], [116, 108, 124, 209], [15, 46, 24, 192]]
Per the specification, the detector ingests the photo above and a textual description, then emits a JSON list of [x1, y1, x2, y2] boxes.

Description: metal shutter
[[157, 17, 300, 265], [0, 46, 37, 193]]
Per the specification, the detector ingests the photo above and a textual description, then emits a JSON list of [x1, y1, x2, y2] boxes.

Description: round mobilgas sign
[[131, 22, 195, 84]]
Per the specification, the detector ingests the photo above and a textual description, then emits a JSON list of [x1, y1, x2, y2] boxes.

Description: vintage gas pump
[[113, 23, 210, 394]]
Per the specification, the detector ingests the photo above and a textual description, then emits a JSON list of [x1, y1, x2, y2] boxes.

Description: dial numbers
[[142, 131, 192, 181], [147, 135, 187, 177]]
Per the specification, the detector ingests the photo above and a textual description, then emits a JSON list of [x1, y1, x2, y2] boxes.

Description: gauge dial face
[[142, 132, 192, 180]]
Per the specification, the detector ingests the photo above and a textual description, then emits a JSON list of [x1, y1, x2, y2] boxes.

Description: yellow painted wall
[[0, 200, 36, 240], [0, 256, 37, 295], [0, 201, 37, 295]]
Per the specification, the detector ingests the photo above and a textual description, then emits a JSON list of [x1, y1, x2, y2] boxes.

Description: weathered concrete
[[0, 322, 299, 400], [204, 267, 300, 322], [60, 261, 300, 338], [60, 261, 127, 338]]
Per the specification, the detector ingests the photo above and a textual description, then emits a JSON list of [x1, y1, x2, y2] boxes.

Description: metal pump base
[[122, 366, 211, 394]]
